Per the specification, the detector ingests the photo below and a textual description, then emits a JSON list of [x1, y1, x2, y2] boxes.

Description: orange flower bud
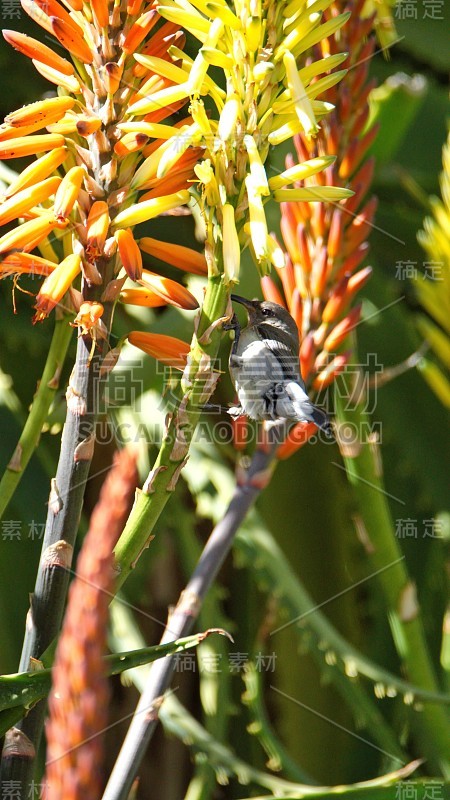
[[321, 274, 350, 324], [277, 421, 317, 460], [339, 124, 379, 180], [3, 29, 75, 75], [127, 331, 190, 370], [296, 224, 312, 273], [323, 305, 361, 352], [261, 276, 286, 307], [327, 209, 343, 260], [86, 201, 110, 257], [347, 265, 372, 294], [34, 253, 82, 321], [5, 96, 75, 128], [127, 0, 143, 13], [119, 288, 166, 308], [51, 17, 95, 64], [310, 247, 329, 298], [115, 228, 142, 281], [280, 213, 300, 264], [140, 270, 198, 310], [90, 0, 109, 28], [138, 237, 207, 276], [313, 352, 350, 390], [33, 0, 84, 35], [275, 259, 295, 306], [300, 331, 316, 381], [343, 196, 378, 255], [290, 288, 302, 333], [0, 133, 65, 160], [335, 243, 369, 280], [122, 9, 158, 54]]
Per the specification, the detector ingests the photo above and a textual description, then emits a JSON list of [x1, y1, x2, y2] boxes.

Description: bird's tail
[[285, 381, 334, 438], [305, 403, 334, 438]]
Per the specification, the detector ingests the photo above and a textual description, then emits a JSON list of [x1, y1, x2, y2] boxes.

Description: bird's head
[[231, 295, 299, 345]]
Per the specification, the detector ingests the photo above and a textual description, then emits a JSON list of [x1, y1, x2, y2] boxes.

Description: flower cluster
[[258, 0, 378, 457], [144, 0, 353, 284], [0, 0, 206, 333]]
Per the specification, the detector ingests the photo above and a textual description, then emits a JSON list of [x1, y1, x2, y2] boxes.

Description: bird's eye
[[262, 308, 274, 317]]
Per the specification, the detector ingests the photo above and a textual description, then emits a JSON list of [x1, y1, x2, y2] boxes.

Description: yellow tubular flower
[[5, 97, 76, 128], [53, 166, 85, 219], [0, 134, 66, 159], [283, 51, 318, 138], [0, 177, 61, 226], [112, 190, 190, 228], [34, 253, 82, 321], [3, 147, 68, 198], [268, 155, 335, 190], [0, 214, 62, 253], [243, 135, 270, 196], [222, 203, 240, 284], [245, 176, 270, 269]]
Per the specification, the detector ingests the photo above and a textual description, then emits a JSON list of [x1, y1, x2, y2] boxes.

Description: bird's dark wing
[[256, 323, 302, 383]]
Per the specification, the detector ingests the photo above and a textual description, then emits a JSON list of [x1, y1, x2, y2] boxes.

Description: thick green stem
[[114, 274, 229, 589], [334, 366, 450, 777], [0, 314, 73, 519]]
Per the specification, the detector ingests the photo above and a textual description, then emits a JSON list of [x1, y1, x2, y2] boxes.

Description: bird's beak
[[231, 294, 258, 311]]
